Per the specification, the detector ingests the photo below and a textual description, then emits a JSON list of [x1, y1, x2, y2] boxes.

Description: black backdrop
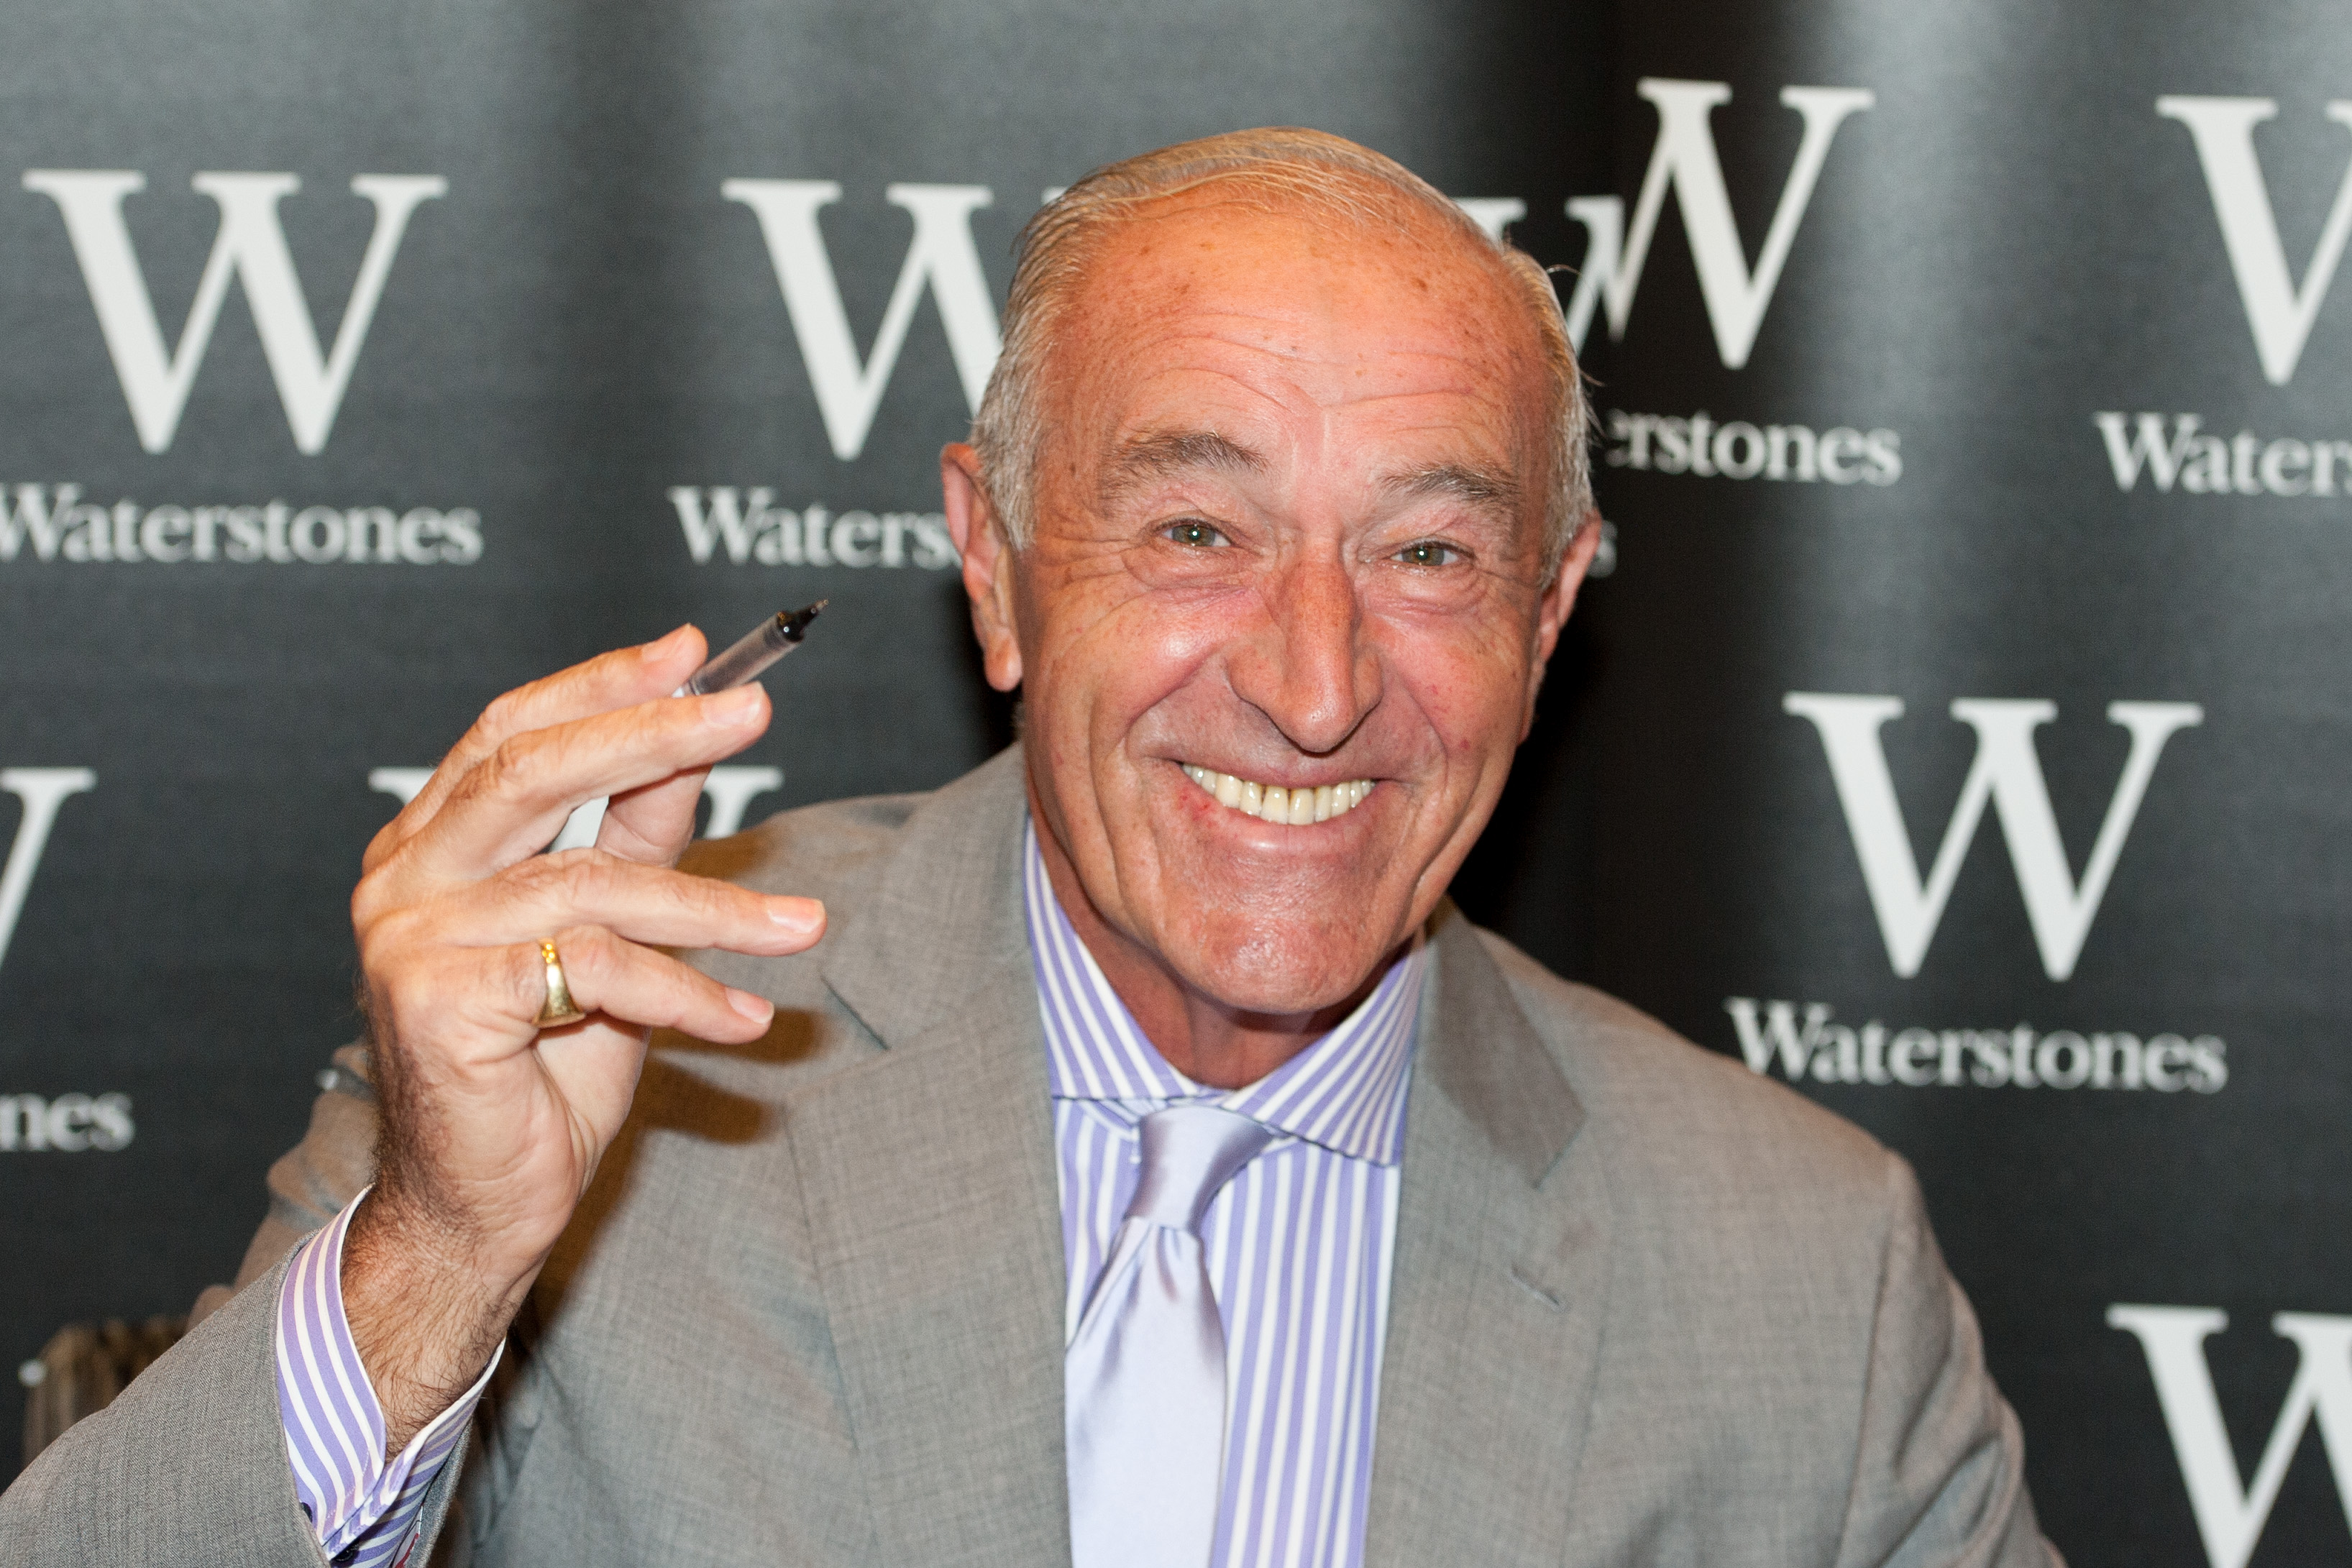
[[4, 4, 2348, 1564]]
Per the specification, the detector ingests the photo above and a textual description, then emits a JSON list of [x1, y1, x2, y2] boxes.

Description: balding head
[[971, 128, 1593, 575]]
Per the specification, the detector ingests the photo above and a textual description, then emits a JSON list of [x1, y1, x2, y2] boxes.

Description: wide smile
[[1181, 764, 1376, 826]]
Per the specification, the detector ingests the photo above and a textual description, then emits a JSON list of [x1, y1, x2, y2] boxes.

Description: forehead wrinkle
[[1150, 311, 1511, 382]]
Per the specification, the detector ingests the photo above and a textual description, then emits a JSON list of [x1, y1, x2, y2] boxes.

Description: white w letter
[[0, 769, 96, 974], [1564, 80, 1873, 365], [722, 180, 999, 461], [2157, 96, 2352, 385], [2109, 1306, 2352, 1568], [23, 171, 446, 453], [1785, 694, 2202, 980]]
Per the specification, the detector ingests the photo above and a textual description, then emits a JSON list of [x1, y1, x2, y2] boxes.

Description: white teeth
[[1184, 766, 1376, 825]]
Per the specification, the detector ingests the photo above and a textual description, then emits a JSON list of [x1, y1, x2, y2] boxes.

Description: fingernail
[[769, 898, 825, 934], [728, 988, 773, 1023], [643, 625, 694, 661]]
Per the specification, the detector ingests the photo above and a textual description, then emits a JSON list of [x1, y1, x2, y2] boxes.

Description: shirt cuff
[[274, 1188, 503, 1563]]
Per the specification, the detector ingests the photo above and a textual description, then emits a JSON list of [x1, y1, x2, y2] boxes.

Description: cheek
[[1386, 629, 1536, 772], [1033, 589, 1243, 797], [1089, 582, 1254, 706]]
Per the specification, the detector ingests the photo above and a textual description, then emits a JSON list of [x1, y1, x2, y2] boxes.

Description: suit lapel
[[1365, 907, 1611, 1568], [792, 751, 1074, 1568]]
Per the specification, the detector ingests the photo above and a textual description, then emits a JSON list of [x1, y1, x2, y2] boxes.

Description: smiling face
[[948, 188, 1594, 1027]]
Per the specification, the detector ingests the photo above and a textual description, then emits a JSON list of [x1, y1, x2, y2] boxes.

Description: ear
[[1522, 508, 1603, 735], [941, 444, 1024, 692]]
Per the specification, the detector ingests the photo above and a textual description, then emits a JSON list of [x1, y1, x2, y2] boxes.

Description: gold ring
[[534, 939, 587, 1028]]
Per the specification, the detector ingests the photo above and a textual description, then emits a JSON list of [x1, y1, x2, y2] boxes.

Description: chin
[[1173, 917, 1397, 1018]]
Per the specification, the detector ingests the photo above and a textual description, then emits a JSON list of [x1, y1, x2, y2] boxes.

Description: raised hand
[[339, 627, 825, 1447]]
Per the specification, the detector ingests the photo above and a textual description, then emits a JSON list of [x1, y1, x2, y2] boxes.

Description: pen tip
[[779, 600, 827, 639]]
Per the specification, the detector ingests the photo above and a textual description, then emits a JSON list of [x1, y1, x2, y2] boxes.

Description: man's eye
[[1395, 540, 1460, 567], [1163, 521, 1229, 549]]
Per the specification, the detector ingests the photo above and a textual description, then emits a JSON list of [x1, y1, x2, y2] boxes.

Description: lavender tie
[[1066, 1104, 1275, 1568]]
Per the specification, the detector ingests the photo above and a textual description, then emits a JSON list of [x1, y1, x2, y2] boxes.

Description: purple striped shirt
[[1027, 823, 1421, 1568], [276, 820, 1420, 1567], [275, 1191, 498, 1566]]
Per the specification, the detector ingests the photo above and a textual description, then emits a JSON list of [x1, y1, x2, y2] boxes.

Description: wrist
[[341, 1188, 541, 1452], [349, 1178, 549, 1303]]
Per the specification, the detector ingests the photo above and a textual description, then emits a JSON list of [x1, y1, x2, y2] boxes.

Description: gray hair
[[969, 127, 1594, 575]]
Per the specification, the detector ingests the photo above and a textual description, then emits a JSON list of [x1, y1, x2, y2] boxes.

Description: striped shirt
[[275, 1190, 498, 1566], [1028, 823, 1421, 1568], [275, 820, 1421, 1568]]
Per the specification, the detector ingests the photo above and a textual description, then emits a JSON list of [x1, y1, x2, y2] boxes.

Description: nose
[[1227, 551, 1381, 756]]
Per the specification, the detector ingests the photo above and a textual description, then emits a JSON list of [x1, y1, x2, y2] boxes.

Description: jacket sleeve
[[0, 1047, 459, 1568], [229, 1044, 385, 1304], [1, 1253, 328, 1567], [1834, 1155, 2064, 1568]]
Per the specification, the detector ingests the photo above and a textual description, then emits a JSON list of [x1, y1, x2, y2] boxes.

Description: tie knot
[[1127, 1104, 1274, 1234]]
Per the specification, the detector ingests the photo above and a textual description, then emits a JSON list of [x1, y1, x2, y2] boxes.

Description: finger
[[597, 765, 709, 866], [416, 850, 825, 954], [366, 626, 709, 872], [401, 685, 772, 883], [519, 925, 776, 1044]]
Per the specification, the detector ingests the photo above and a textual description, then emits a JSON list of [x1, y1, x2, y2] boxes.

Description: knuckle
[[554, 848, 619, 904], [372, 965, 435, 1045], [552, 924, 618, 981], [511, 943, 554, 1009], [513, 848, 617, 909], [503, 851, 565, 903], [354, 920, 398, 976], [361, 907, 431, 976], [359, 821, 403, 876], [480, 735, 542, 803], [352, 878, 414, 950], [477, 686, 533, 738]]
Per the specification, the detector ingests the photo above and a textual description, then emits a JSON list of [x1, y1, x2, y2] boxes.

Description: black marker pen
[[679, 601, 826, 694]]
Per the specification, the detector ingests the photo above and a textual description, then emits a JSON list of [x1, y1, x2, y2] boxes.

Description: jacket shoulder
[[1468, 925, 1901, 1206]]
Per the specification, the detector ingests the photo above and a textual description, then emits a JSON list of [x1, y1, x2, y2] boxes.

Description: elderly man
[[3, 130, 2054, 1567]]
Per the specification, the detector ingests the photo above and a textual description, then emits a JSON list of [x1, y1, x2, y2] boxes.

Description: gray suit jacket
[[1, 747, 2056, 1567]]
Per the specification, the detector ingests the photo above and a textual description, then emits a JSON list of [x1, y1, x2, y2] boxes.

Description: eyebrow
[[1097, 432, 1524, 523], [1378, 462, 1523, 519], [1101, 428, 1266, 507]]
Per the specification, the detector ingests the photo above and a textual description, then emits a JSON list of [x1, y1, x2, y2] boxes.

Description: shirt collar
[[1022, 818, 1422, 1166]]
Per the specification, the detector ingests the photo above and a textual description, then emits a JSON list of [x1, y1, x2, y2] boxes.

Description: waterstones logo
[[0, 1093, 134, 1152], [724, 182, 1000, 463], [1786, 694, 2200, 981], [1726, 998, 2226, 1094], [2159, 96, 2352, 387], [669, 487, 955, 569], [2111, 1306, 2352, 1568], [2095, 413, 2352, 498], [25, 170, 443, 454], [0, 485, 481, 565], [1603, 408, 1900, 485], [1564, 78, 1874, 366], [0, 769, 93, 976]]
